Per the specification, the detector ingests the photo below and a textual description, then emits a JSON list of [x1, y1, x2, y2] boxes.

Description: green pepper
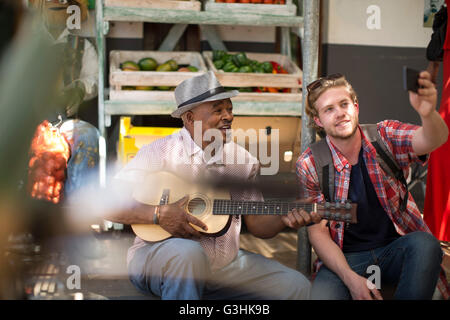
[[261, 61, 273, 73], [223, 61, 238, 72], [238, 65, 253, 73], [238, 87, 253, 92], [223, 54, 233, 63], [212, 50, 226, 61], [232, 52, 248, 67], [213, 60, 225, 70], [254, 66, 265, 73]]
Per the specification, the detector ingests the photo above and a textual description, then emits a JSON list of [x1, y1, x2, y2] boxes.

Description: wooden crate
[[109, 50, 207, 101], [204, 0, 297, 16], [105, 0, 201, 11], [203, 51, 302, 102]]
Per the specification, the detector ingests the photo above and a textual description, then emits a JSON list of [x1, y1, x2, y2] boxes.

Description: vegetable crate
[[105, 0, 201, 11], [204, 0, 297, 16], [109, 50, 207, 101], [203, 51, 302, 102]]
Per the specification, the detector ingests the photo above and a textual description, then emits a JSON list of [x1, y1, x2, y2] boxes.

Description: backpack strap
[[309, 124, 409, 212], [360, 124, 409, 212], [310, 138, 335, 202]]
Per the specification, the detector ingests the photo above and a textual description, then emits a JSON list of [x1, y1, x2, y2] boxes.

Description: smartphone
[[403, 66, 420, 93]]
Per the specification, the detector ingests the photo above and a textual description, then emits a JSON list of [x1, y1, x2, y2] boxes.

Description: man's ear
[[313, 116, 324, 129], [183, 111, 194, 125]]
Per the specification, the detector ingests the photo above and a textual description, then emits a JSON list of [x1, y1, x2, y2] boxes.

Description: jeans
[[128, 238, 311, 300], [60, 119, 100, 195], [311, 231, 443, 300]]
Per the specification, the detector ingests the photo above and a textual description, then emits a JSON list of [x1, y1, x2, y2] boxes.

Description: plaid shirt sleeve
[[295, 148, 324, 202], [377, 120, 428, 173]]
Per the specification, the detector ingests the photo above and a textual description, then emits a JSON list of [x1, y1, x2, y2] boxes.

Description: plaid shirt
[[296, 120, 449, 299]]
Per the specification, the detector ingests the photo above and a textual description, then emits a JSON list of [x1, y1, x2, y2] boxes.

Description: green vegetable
[[232, 52, 248, 67], [213, 50, 226, 61], [214, 60, 225, 70], [238, 65, 253, 73], [223, 61, 238, 73], [261, 61, 273, 73], [238, 87, 253, 92], [254, 66, 265, 73], [187, 65, 198, 72]]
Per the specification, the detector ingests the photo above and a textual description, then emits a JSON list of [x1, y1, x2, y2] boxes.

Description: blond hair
[[305, 75, 359, 132]]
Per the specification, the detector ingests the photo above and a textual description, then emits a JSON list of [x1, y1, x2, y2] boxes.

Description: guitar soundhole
[[187, 197, 206, 216]]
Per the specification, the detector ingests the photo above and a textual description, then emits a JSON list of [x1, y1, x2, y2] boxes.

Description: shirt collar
[[180, 127, 225, 165], [325, 125, 377, 172]]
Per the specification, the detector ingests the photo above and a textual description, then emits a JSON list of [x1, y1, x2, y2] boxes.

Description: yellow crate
[[117, 117, 181, 165]]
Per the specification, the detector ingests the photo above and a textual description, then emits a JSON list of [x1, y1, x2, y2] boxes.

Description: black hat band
[[177, 86, 227, 109]]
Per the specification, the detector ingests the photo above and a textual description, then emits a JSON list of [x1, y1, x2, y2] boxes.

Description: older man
[[111, 71, 320, 300]]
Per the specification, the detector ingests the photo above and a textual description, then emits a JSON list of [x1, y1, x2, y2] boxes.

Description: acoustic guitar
[[131, 171, 357, 242]]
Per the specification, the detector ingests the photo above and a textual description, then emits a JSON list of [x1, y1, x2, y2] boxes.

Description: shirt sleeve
[[377, 120, 428, 171], [295, 149, 325, 203], [79, 39, 98, 101]]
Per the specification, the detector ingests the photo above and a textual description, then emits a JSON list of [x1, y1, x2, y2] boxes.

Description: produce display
[[119, 57, 199, 91], [211, 50, 292, 93]]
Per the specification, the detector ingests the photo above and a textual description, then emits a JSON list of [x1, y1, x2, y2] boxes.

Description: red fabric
[[424, 48, 450, 242], [424, 0, 450, 242]]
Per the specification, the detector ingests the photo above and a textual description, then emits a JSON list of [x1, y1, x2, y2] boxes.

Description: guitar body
[[131, 171, 231, 242]]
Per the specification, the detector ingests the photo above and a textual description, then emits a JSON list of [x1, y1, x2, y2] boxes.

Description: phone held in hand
[[403, 66, 420, 93]]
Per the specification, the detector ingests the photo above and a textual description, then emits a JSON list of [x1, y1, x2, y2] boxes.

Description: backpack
[[309, 124, 408, 212], [426, 5, 448, 62]]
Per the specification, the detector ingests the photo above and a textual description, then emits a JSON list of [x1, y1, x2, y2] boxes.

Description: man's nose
[[222, 109, 233, 122]]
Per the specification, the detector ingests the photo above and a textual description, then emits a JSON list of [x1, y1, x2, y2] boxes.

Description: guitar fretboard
[[212, 200, 316, 215]]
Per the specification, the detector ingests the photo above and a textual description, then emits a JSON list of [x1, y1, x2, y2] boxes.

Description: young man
[[296, 72, 450, 300], [111, 71, 321, 300]]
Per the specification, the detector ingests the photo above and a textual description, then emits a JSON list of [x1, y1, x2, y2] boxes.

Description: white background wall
[[322, 0, 434, 48]]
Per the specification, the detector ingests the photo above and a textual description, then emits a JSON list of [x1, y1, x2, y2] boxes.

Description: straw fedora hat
[[171, 71, 239, 118]]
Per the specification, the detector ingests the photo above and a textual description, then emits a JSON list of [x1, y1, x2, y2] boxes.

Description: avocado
[[156, 63, 173, 72], [120, 61, 140, 71], [164, 59, 178, 71], [138, 57, 157, 71]]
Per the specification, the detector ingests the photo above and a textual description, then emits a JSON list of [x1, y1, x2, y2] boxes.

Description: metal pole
[[297, 0, 320, 277], [96, 0, 107, 188]]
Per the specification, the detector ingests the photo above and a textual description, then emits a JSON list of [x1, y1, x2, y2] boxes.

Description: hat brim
[[171, 90, 239, 118]]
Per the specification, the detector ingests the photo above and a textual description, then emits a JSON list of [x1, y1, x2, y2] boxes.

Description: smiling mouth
[[335, 120, 350, 128]]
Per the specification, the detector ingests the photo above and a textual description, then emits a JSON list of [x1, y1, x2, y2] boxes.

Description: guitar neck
[[212, 199, 316, 215]]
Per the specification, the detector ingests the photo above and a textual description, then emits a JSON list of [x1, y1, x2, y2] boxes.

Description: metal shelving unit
[[95, 0, 305, 133]]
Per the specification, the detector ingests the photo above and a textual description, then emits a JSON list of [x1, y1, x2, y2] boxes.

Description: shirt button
[[345, 164, 349, 168]]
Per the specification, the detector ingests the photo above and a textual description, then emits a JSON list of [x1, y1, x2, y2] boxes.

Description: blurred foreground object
[[28, 120, 70, 204], [0, 11, 64, 299]]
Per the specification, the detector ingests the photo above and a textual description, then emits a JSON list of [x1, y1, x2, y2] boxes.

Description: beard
[[324, 115, 359, 140]]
